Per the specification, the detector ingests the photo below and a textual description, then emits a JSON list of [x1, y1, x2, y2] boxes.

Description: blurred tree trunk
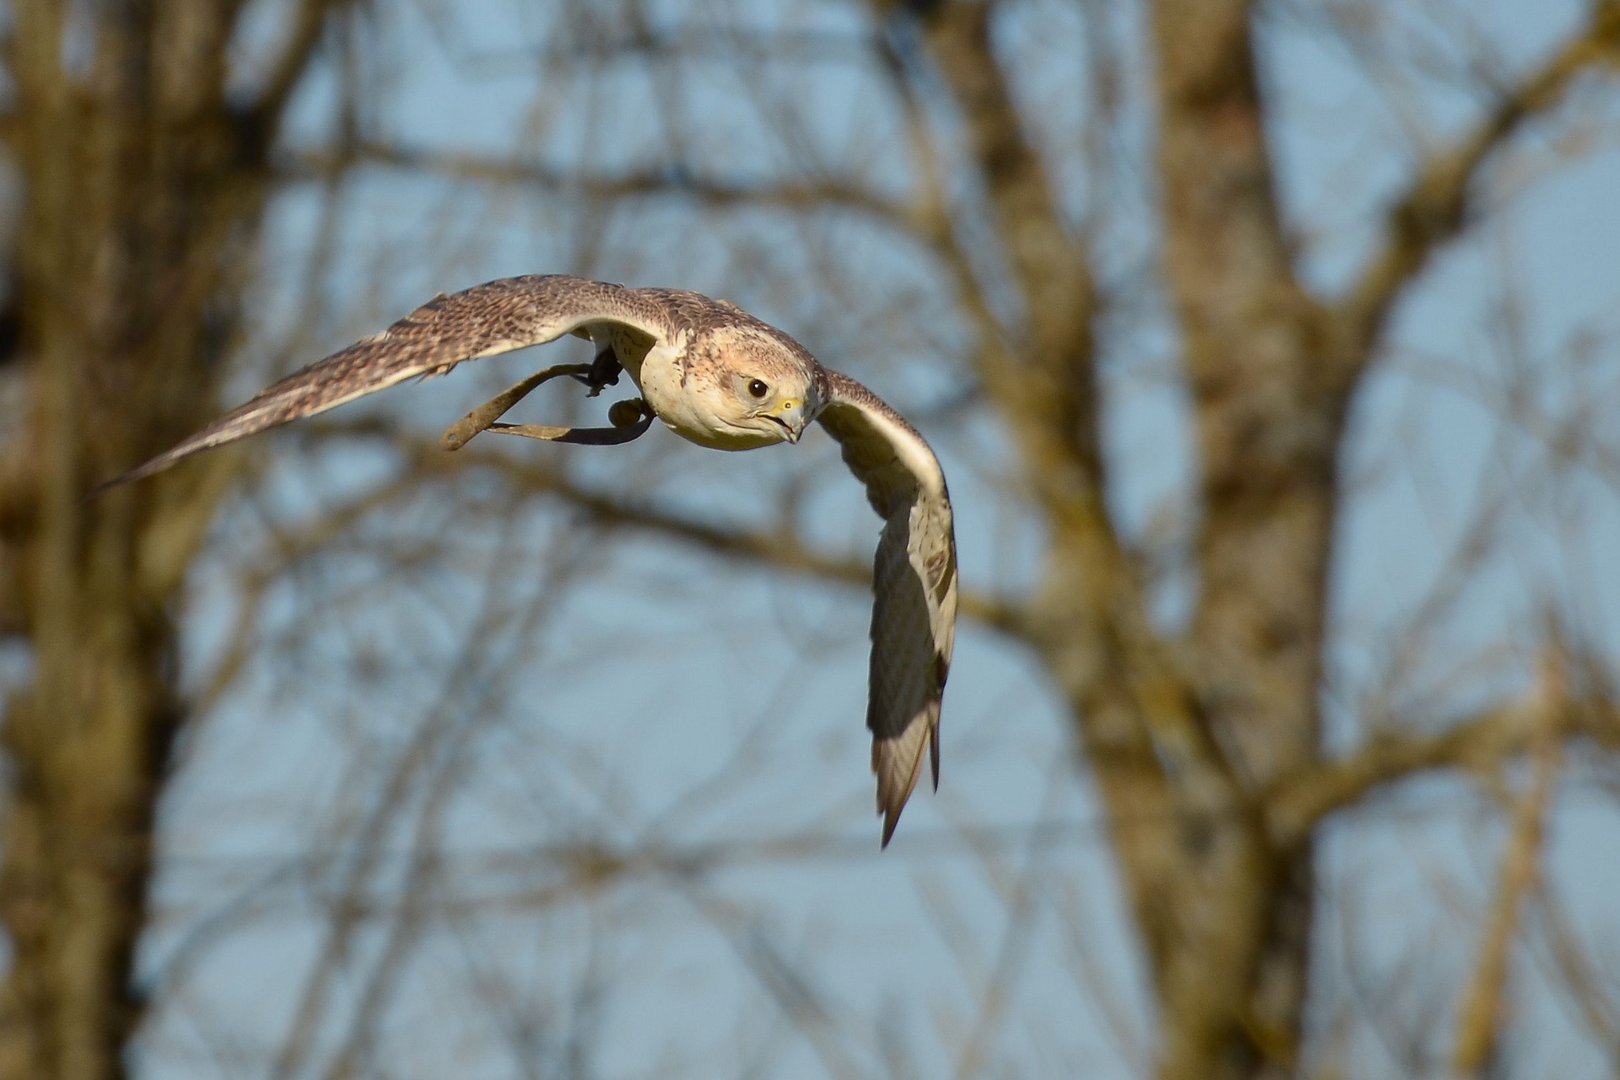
[[857, 2, 1620, 1077], [0, 0, 1615, 1075], [0, 4, 339, 1075], [888, 2, 1325, 1073]]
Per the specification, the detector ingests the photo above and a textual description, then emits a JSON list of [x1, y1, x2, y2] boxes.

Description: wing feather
[[100, 275, 676, 489], [815, 369, 958, 846]]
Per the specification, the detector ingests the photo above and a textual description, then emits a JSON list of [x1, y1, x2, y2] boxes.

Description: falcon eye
[[747, 378, 770, 399]]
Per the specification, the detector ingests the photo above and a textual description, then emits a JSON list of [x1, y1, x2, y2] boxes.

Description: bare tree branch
[[1269, 689, 1619, 849], [282, 141, 925, 235], [1529, 878, 1620, 1065], [246, 0, 354, 139], [873, 3, 1226, 1002], [881, 0, 1108, 515], [293, 419, 1028, 636], [6, 3, 1619, 1076], [1333, 3, 1620, 385], [1451, 651, 1566, 1076]]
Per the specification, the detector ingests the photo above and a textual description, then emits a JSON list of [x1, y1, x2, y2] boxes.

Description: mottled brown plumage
[[105, 275, 958, 845]]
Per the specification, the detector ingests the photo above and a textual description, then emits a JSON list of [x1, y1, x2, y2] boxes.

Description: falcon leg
[[440, 360, 655, 450], [486, 398, 654, 445], [440, 363, 592, 450], [572, 347, 623, 397]]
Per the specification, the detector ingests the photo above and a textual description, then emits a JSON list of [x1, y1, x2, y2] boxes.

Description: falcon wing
[[101, 275, 675, 488], [816, 369, 958, 847]]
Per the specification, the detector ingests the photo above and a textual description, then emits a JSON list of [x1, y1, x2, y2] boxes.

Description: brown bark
[[1149, 3, 1330, 1074], [0, 3, 343, 1075], [879, 2, 1314, 1074], [853, 2, 1620, 1077], [0, 0, 1612, 1074]]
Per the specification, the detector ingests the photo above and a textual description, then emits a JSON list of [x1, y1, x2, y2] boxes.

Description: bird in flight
[[106, 274, 958, 846]]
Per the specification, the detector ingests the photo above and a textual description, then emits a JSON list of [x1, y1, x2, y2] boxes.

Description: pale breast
[[636, 338, 777, 451]]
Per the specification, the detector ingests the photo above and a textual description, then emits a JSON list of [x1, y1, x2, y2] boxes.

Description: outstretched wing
[[101, 275, 676, 488], [816, 369, 958, 847]]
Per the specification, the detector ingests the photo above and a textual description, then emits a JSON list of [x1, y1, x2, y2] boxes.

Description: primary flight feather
[[106, 275, 958, 846]]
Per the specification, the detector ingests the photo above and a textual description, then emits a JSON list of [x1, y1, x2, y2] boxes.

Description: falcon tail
[[872, 706, 940, 848]]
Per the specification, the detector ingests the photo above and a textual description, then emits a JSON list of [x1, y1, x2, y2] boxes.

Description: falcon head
[[726, 366, 813, 444], [673, 331, 825, 451]]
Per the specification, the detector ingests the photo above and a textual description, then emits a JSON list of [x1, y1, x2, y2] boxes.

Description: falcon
[[106, 275, 958, 846]]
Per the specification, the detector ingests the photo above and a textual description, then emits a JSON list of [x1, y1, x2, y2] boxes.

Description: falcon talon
[[440, 363, 593, 450], [607, 398, 651, 428], [577, 347, 623, 397], [98, 274, 957, 847], [485, 412, 652, 446]]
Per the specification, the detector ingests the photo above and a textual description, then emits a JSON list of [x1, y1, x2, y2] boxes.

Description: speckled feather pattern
[[818, 370, 957, 845], [104, 275, 958, 845]]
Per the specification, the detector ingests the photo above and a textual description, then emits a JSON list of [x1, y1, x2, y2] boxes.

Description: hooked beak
[[765, 399, 806, 444]]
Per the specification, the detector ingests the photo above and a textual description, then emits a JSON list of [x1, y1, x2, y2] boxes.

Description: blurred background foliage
[[2, 1, 1620, 1077]]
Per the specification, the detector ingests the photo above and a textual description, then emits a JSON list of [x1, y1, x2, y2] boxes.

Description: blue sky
[[124, 1, 1620, 1076]]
